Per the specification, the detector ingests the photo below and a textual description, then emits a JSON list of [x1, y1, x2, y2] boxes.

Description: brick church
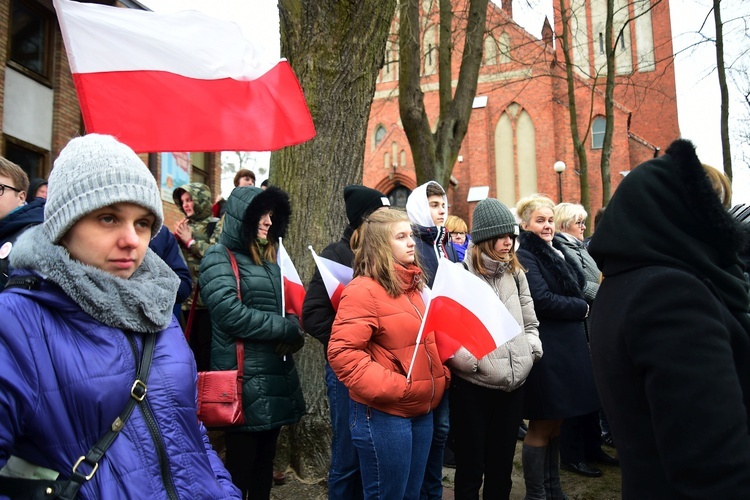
[[363, 0, 680, 222]]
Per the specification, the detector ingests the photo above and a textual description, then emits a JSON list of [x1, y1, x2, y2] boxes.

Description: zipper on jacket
[[128, 336, 179, 500]]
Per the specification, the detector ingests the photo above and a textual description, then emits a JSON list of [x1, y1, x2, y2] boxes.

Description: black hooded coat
[[588, 139, 750, 498]]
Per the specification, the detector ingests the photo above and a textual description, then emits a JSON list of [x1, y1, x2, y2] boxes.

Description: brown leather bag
[[187, 248, 245, 427]]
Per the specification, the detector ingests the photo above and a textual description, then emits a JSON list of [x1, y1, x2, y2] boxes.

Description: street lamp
[[553, 161, 566, 203]]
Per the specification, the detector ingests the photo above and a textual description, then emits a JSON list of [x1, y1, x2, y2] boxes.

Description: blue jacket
[[0, 278, 240, 499], [0, 199, 45, 287], [149, 225, 193, 318]]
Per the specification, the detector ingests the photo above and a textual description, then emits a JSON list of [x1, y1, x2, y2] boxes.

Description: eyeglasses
[[575, 220, 586, 227], [0, 184, 21, 197], [451, 232, 466, 236]]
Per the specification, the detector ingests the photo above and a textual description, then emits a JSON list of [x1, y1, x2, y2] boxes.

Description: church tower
[[554, 0, 680, 152]]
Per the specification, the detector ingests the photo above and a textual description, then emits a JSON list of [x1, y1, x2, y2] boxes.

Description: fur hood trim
[[518, 230, 585, 299]]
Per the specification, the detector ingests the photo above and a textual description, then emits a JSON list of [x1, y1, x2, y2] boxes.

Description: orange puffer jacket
[[328, 266, 449, 418]]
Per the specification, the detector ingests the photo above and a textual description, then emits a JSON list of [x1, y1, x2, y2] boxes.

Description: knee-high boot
[[545, 437, 569, 500], [522, 443, 547, 500]]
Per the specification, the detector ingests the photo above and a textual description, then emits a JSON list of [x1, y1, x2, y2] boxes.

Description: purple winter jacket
[[0, 278, 240, 499]]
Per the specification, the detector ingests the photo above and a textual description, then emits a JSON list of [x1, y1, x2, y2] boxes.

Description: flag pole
[[279, 237, 286, 318], [406, 298, 432, 381]]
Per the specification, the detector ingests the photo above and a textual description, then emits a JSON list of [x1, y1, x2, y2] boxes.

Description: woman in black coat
[[515, 194, 600, 500], [588, 139, 750, 498]]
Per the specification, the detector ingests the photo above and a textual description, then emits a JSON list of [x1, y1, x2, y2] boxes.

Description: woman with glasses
[[552, 203, 618, 478]]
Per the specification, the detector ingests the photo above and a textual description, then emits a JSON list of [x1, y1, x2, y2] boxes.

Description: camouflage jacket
[[172, 182, 222, 309]]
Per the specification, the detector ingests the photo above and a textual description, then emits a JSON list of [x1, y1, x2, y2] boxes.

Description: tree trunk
[[274, 0, 398, 479], [558, 0, 590, 213], [600, 0, 616, 208], [399, 0, 488, 187], [714, 0, 733, 179]]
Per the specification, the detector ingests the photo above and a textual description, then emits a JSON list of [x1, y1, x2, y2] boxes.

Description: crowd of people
[[0, 134, 748, 499]]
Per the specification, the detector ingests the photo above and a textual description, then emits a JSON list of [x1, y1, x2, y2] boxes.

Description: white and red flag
[[278, 238, 305, 318], [307, 246, 354, 311], [419, 258, 522, 364], [53, 0, 315, 153]]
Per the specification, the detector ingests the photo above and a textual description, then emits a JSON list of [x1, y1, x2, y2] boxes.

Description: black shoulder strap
[[4, 275, 42, 291], [53, 333, 156, 500]]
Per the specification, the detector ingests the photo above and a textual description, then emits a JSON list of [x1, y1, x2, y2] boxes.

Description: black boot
[[546, 437, 569, 500], [522, 443, 547, 500]]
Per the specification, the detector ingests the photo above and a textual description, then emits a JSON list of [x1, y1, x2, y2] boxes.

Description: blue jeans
[[350, 400, 433, 500], [325, 363, 362, 500], [420, 390, 449, 499]]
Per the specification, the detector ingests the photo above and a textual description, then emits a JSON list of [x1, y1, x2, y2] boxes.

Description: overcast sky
[[141, 0, 749, 203]]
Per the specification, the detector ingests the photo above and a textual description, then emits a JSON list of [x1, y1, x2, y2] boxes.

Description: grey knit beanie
[[43, 134, 163, 243], [471, 198, 518, 243]]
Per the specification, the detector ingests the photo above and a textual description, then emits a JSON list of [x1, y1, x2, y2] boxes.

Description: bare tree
[[714, 0, 733, 179], [399, 0, 489, 187], [273, 0, 398, 479]]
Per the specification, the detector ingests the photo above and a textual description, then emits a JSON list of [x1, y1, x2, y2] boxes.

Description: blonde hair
[[351, 209, 424, 297], [469, 237, 525, 276], [702, 164, 732, 209], [554, 203, 588, 232], [516, 194, 555, 226], [445, 215, 468, 234], [0, 157, 29, 194]]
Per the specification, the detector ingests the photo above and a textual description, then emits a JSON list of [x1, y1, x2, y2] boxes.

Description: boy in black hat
[[302, 185, 389, 500]]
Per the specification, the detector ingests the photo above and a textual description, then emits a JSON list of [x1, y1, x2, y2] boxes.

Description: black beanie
[[344, 185, 390, 228]]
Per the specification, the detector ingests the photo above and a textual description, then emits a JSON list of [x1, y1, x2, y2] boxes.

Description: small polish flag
[[53, 0, 315, 153], [308, 246, 353, 311], [278, 239, 305, 318], [420, 258, 522, 363]]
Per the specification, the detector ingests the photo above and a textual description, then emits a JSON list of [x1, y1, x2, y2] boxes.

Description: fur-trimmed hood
[[517, 230, 586, 299], [589, 138, 749, 314], [219, 186, 291, 253]]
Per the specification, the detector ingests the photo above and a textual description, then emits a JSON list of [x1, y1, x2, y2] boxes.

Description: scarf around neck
[[11, 225, 179, 333]]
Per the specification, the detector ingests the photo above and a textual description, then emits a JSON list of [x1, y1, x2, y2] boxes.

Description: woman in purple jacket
[[0, 135, 239, 499]]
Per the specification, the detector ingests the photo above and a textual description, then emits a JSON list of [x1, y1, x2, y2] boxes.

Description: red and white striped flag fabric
[[422, 258, 522, 362], [53, 0, 315, 153], [278, 239, 305, 318], [308, 246, 353, 311]]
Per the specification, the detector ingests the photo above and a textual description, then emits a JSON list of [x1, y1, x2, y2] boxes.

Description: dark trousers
[[225, 428, 281, 500], [449, 376, 524, 500], [559, 411, 603, 463], [183, 308, 212, 372]]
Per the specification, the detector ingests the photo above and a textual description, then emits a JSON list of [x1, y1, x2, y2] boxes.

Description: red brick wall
[[364, 0, 678, 223]]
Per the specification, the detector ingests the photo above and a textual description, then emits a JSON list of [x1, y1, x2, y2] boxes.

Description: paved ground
[[269, 440, 622, 499]]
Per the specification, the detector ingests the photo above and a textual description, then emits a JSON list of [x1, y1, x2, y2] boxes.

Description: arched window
[[592, 116, 606, 149], [374, 125, 387, 147], [498, 32, 511, 64], [484, 36, 497, 66]]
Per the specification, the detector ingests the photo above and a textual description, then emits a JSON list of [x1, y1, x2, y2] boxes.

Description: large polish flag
[[421, 258, 522, 363], [53, 0, 315, 153], [307, 246, 354, 312], [278, 239, 305, 319]]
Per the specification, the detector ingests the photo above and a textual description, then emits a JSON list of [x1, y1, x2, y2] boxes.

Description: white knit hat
[[43, 134, 163, 243]]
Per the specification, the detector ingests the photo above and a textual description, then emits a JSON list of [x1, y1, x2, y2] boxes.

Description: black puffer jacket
[[302, 225, 354, 355], [199, 186, 306, 432]]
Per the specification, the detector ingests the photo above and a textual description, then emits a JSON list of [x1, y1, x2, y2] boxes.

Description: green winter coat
[[199, 186, 306, 432], [173, 182, 222, 309]]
